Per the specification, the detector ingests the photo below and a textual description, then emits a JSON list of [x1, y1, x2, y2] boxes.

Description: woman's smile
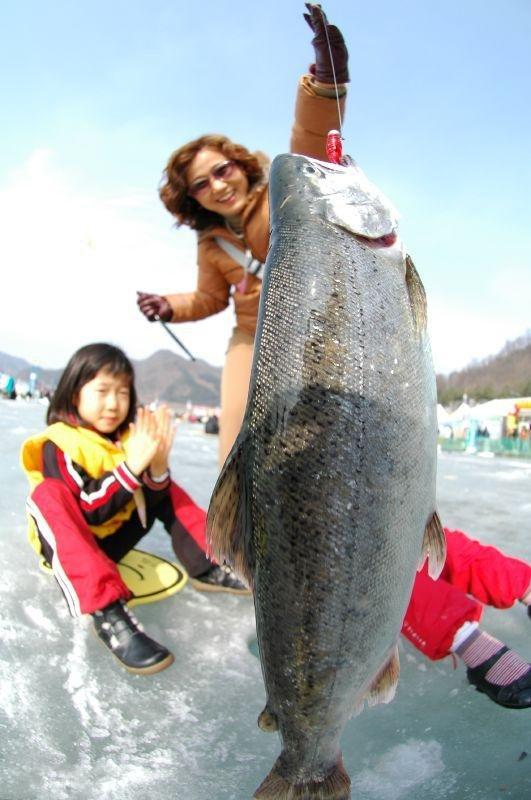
[[186, 148, 249, 218]]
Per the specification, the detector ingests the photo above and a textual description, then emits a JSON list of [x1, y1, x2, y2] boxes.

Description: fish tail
[[419, 510, 446, 579], [254, 757, 351, 799]]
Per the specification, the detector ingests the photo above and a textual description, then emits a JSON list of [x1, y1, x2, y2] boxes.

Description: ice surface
[[1, 399, 530, 799]]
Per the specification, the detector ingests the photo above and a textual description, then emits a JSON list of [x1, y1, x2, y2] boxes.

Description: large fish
[[207, 153, 446, 799]]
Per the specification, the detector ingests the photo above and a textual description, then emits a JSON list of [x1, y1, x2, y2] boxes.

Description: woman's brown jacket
[[164, 76, 346, 338]]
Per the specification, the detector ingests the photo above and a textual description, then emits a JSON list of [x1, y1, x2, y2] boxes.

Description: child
[[20, 342, 249, 676], [402, 528, 531, 709]]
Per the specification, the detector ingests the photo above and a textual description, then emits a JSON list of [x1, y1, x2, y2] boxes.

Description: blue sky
[[1, 0, 530, 374]]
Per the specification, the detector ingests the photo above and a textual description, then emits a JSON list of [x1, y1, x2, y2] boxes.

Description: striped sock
[[485, 651, 530, 686], [456, 630, 504, 668], [456, 629, 530, 685]]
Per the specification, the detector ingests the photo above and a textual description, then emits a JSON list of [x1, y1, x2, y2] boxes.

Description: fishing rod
[[137, 290, 197, 361], [154, 315, 197, 362]]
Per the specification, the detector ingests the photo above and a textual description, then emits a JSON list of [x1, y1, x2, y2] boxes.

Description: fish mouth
[[354, 230, 398, 248]]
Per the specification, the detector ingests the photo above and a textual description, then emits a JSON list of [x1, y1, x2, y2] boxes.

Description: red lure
[[326, 129, 343, 164]]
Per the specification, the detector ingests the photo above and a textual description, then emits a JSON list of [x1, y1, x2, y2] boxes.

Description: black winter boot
[[92, 600, 174, 675], [190, 564, 251, 596]]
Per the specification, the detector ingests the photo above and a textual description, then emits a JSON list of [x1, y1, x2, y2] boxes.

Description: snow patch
[[355, 739, 451, 798], [23, 603, 58, 635]]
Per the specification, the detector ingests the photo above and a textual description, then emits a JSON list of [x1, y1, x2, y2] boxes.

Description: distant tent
[[437, 404, 452, 424], [450, 402, 472, 422], [472, 398, 522, 421]]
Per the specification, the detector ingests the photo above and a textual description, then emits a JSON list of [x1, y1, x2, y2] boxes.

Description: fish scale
[[207, 154, 445, 799]]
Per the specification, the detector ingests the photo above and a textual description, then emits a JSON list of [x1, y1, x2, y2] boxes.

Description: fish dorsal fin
[[418, 511, 446, 579], [366, 646, 400, 708], [405, 254, 428, 334], [206, 436, 253, 586]]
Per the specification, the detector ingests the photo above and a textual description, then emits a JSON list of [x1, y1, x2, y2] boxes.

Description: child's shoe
[[467, 646, 531, 709], [92, 600, 174, 675], [191, 564, 251, 596]]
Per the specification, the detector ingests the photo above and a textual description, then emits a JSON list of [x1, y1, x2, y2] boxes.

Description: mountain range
[[435, 331, 531, 405], [0, 349, 221, 408], [2, 329, 530, 407]]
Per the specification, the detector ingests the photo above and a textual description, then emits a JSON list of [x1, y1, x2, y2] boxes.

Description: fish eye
[[303, 163, 325, 179]]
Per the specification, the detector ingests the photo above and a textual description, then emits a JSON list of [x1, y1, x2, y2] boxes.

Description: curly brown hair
[[159, 134, 267, 231]]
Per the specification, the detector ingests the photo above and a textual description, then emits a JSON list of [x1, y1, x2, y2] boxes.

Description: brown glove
[[304, 3, 349, 84], [136, 291, 173, 322]]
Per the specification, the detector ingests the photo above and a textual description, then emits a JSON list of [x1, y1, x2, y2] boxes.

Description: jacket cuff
[[115, 462, 143, 493], [144, 470, 171, 491], [308, 76, 348, 98]]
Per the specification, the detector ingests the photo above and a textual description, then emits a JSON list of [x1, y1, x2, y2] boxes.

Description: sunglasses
[[188, 160, 238, 198]]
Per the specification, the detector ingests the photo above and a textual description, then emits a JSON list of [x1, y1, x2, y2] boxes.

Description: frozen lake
[[1, 399, 530, 799]]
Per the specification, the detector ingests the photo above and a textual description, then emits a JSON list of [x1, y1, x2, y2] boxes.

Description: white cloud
[[0, 150, 232, 369]]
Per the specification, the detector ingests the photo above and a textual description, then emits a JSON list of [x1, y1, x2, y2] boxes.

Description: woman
[[137, 3, 349, 466]]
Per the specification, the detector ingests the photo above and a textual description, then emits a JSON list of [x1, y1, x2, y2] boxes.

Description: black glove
[[304, 3, 349, 84], [136, 291, 172, 322]]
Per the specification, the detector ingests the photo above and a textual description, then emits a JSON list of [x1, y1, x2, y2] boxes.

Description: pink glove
[[304, 3, 349, 84], [136, 291, 173, 322]]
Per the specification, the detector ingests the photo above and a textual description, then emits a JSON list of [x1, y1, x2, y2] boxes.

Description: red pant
[[402, 529, 531, 660], [27, 478, 211, 616]]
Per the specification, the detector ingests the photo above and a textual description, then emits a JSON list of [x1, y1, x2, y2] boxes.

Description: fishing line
[[319, 5, 343, 135]]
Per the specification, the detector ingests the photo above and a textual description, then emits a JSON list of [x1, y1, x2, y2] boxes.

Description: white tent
[[437, 403, 453, 438], [472, 398, 520, 421], [450, 401, 472, 422], [437, 403, 452, 424]]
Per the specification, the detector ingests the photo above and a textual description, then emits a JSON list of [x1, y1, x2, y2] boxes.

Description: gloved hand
[[136, 291, 173, 322], [304, 3, 349, 84]]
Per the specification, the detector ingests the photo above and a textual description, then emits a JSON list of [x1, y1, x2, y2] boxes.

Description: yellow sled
[[39, 548, 188, 607]]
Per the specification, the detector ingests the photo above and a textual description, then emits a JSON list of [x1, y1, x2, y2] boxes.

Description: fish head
[[269, 153, 403, 257]]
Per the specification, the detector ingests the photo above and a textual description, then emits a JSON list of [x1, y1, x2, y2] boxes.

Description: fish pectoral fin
[[366, 646, 400, 707], [206, 437, 252, 585], [418, 510, 447, 579], [351, 697, 365, 718], [405, 254, 428, 334]]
